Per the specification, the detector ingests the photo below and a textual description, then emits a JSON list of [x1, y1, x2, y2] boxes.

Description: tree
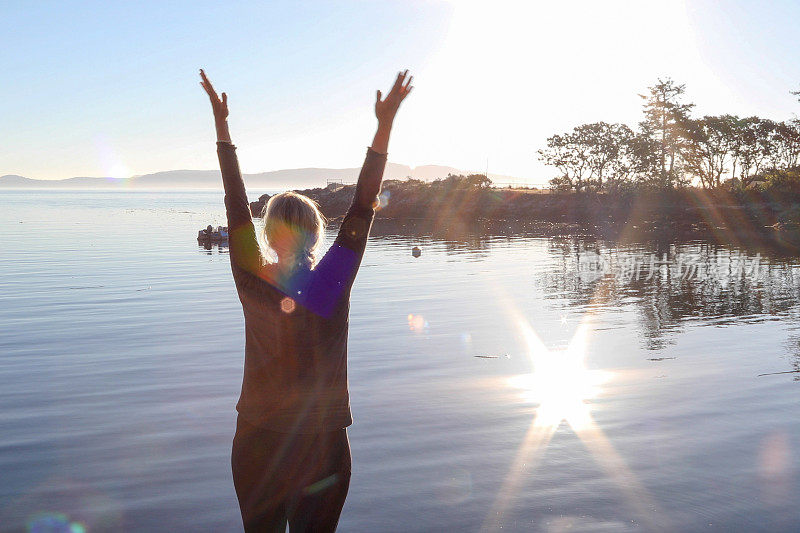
[[581, 122, 636, 190], [624, 132, 662, 187], [773, 120, 800, 169], [683, 115, 737, 188], [464, 174, 493, 188], [639, 78, 695, 188], [538, 132, 592, 192], [536, 79, 799, 192], [734, 117, 776, 187], [763, 119, 788, 171], [723, 115, 745, 181], [602, 124, 639, 190], [539, 122, 636, 192], [434, 173, 492, 189]]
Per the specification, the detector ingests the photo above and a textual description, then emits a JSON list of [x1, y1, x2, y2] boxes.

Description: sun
[[109, 164, 130, 181]]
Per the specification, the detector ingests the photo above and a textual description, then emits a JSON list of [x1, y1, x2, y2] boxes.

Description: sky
[[2, 0, 800, 185]]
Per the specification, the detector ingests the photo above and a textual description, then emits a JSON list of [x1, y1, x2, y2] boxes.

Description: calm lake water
[[1, 190, 799, 532]]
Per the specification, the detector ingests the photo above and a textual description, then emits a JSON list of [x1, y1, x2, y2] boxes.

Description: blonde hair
[[260, 192, 326, 269]]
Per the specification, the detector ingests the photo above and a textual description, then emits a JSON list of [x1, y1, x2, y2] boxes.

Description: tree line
[[538, 79, 800, 192]]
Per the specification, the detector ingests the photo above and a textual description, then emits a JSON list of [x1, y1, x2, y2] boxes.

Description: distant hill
[[0, 163, 527, 190]]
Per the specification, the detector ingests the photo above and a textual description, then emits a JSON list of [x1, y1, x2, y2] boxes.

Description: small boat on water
[[197, 225, 229, 242]]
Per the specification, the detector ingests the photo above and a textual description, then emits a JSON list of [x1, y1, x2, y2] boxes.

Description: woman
[[200, 69, 413, 532]]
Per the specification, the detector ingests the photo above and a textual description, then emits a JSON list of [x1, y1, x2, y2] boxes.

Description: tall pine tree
[[639, 78, 695, 188]]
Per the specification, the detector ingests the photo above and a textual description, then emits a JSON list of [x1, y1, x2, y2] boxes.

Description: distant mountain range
[[0, 163, 526, 190]]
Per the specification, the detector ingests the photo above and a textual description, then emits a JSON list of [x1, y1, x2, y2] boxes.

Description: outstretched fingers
[[374, 69, 413, 124], [403, 75, 413, 93], [384, 70, 414, 104], [391, 69, 408, 93], [199, 69, 219, 102], [396, 74, 413, 102]]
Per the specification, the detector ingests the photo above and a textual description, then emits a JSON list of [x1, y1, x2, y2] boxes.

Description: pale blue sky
[[2, 0, 799, 184]]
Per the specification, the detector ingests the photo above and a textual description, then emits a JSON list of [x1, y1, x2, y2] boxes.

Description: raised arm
[[337, 70, 413, 251], [199, 69, 263, 276], [350, 70, 414, 211], [303, 71, 413, 316]]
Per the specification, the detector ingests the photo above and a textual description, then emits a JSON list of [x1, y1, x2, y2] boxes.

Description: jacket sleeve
[[216, 141, 263, 278], [334, 147, 387, 256], [305, 148, 387, 316]]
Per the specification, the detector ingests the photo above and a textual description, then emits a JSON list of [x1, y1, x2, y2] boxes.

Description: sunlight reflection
[[511, 313, 608, 430], [507, 321, 611, 432], [483, 313, 665, 531]]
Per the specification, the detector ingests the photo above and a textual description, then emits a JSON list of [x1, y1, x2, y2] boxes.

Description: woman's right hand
[[370, 70, 413, 154], [375, 70, 413, 125], [200, 69, 229, 122]]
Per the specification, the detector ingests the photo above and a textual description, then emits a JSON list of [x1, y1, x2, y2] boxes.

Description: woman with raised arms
[[200, 68, 413, 532]]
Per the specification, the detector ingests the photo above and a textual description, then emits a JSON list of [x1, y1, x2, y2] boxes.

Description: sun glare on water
[[507, 314, 609, 433], [483, 313, 666, 531], [507, 342, 610, 432]]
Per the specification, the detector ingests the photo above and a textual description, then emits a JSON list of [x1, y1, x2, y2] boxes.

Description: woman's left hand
[[200, 69, 229, 122]]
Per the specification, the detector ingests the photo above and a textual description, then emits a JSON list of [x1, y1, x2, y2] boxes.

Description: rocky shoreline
[[248, 180, 800, 246]]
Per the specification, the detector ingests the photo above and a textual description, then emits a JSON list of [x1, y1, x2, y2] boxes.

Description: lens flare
[[407, 313, 428, 332], [26, 512, 86, 533], [280, 297, 296, 314], [377, 190, 390, 210]]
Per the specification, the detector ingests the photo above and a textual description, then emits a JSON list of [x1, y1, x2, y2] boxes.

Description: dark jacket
[[217, 141, 386, 433]]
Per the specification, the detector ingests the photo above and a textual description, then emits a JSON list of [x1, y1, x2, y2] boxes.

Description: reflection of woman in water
[[200, 68, 412, 531]]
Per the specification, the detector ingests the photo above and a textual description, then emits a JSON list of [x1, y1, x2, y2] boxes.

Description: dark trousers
[[231, 416, 352, 532]]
